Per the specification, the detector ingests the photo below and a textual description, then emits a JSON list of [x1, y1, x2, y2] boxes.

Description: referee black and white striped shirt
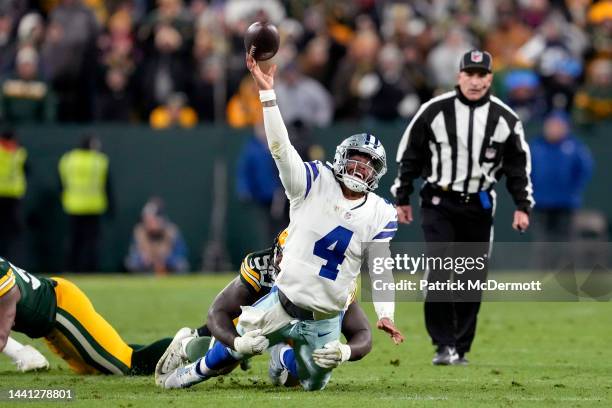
[[391, 86, 534, 213]]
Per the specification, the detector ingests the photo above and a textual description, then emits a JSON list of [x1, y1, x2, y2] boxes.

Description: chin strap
[[342, 176, 368, 193]]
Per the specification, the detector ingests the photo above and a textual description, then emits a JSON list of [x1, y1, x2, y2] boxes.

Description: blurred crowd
[[0, 0, 610, 129]]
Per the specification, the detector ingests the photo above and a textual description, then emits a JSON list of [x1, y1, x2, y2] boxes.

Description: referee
[[391, 50, 534, 365]]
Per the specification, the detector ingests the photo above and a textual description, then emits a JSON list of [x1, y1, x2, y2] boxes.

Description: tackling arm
[[341, 302, 372, 361], [206, 277, 259, 349], [0, 286, 21, 351]]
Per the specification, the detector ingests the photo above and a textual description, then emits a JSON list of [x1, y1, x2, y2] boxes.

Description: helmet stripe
[[366, 134, 380, 148]]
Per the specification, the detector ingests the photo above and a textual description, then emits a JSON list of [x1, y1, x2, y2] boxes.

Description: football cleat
[[268, 343, 289, 386], [432, 346, 459, 366], [14, 345, 49, 372], [160, 361, 207, 389], [155, 327, 196, 386], [453, 355, 469, 366]]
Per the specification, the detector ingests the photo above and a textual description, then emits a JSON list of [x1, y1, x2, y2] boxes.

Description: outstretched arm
[[246, 54, 308, 201]]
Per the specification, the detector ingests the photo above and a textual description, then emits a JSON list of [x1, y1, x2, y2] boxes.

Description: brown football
[[244, 21, 280, 61]]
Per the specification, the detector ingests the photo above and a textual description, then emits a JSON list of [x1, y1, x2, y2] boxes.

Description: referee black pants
[[420, 185, 493, 356]]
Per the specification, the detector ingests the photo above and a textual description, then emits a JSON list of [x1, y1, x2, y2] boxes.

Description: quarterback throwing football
[[162, 54, 404, 391]]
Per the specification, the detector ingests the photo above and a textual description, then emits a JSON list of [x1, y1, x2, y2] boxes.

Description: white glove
[[14, 345, 50, 372], [312, 340, 351, 369], [233, 329, 269, 355]]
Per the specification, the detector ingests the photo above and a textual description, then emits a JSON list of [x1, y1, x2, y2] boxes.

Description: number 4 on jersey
[[313, 226, 353, 281]]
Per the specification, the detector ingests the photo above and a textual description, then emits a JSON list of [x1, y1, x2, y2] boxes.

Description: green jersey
[[239, 247, 276, 296], [0, 257, 57, 338]]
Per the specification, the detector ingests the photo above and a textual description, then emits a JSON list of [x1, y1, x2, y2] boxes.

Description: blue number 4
[[313, 226, 354, 281]]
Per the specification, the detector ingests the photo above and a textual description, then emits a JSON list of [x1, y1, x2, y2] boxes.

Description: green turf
[[1, 275, 610, 407]]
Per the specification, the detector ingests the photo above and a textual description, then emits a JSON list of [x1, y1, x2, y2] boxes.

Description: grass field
[[1, 274, 611, 407]]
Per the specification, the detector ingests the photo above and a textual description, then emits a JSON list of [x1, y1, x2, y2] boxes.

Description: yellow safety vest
[[0, 146, 27, 198], [58, 149, 109, 215]]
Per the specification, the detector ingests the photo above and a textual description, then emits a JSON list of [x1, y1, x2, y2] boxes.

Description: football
[[244, 21, 280, 61]]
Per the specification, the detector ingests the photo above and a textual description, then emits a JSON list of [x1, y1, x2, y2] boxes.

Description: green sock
[[130, 338, 172, 375], [185, 336, 212, 362]]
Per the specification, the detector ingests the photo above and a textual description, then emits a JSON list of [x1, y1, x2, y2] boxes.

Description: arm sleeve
[[239, 254, 262, 295], [369, 242, 395, 321], [391, 110, 430, 205], [502, 119, 535, 213], [368, 205, 397, 321], [260, 90, 308, 201]]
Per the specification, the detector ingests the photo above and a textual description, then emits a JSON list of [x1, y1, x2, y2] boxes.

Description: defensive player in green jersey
[[0, 257, 171, 375]]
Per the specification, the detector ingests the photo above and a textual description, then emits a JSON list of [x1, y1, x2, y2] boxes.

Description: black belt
[[425, 184, 489, 204], [278, 288, 316, 320], [277, 289, 337, 321]]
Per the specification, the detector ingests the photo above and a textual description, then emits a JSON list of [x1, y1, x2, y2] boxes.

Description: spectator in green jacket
[[0, 46, 56, 124]]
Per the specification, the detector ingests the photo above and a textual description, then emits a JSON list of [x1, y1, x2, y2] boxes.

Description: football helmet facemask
[[332, 133, 387, 193]]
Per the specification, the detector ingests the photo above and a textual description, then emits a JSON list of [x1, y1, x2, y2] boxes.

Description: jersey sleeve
[[239, 253, 263, 294], [303, 161, 324, 199], [261, 90, 309, 201], [371, 201, 399, 242], [0, 266, 16, 297]]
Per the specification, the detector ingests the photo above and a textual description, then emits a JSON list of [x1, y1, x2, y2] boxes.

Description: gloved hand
[[312, 340, 351, 369], [233, 329, 269, 355]]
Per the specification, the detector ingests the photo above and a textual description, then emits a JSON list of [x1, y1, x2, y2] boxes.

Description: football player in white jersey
[[161, 54, 404, 391]]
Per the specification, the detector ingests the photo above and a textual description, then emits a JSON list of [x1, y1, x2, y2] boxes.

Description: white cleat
[[14, 345, 50, 372], [160, 360, 207, 389], [155, 327, 196, 386]]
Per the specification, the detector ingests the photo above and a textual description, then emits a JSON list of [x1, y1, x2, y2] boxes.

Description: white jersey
[[277, 160, 397, 314], [259, 89, 397, 317]]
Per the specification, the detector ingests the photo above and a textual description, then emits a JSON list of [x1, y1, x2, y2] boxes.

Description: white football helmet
[[332, 133, 387, 192]]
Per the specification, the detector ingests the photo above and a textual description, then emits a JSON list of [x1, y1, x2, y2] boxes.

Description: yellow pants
[[43, 277, 133, 375]]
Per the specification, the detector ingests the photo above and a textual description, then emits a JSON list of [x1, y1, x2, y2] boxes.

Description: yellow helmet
[[272, 229, 288, 275]]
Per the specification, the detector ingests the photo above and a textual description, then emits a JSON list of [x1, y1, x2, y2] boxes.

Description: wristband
[[259, 89, 276, 103]]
